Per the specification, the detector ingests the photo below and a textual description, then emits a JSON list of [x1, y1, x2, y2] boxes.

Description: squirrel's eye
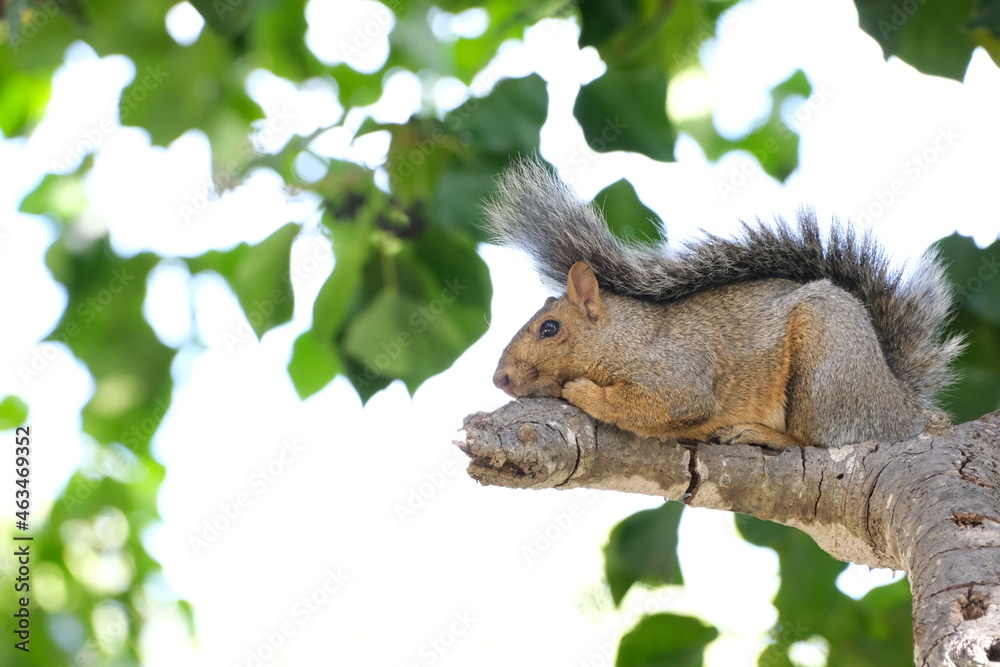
[[539, 320, 560, 339]]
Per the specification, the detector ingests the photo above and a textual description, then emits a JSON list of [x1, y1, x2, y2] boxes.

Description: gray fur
[[483, 156, 963, 410]]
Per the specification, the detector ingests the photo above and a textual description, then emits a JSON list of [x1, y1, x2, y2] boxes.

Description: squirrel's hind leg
[[783, 281, 925, 447], [711, 423, 804, 450]]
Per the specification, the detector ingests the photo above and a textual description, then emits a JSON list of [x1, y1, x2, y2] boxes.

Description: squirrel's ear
[[566, 261, 606, 322]]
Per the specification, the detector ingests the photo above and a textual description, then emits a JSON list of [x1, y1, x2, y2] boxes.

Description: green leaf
[[595, 178, 666, 245], [605, 502, 684, 605], [616, 613, 718, 667], [575, 64, 675, 162], [937, 233, 1000, 423], [0, 396, 29, 432], [343, 289, 450, 379], [457, 73, 549, 155], [341, 225, 491, 399], [853, 0, 981, 80], [288, 331, 343, 399], [185, 222, 300, 339], [312, 217, 375, 341]]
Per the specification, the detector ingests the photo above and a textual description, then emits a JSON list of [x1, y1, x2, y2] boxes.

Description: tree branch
[[460, 398, 1000, 666]]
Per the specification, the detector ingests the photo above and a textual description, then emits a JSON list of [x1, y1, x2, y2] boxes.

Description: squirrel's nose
[[493, 369, 513, 394]]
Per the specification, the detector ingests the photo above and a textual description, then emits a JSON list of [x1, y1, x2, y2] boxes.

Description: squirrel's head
[[493, 261, 608, 398]]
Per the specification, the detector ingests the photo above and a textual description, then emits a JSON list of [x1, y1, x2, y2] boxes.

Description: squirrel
[[486, 158, 964, 449]]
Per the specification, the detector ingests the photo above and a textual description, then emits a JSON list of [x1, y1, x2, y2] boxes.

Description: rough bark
[[460, 398, 1000, 666]]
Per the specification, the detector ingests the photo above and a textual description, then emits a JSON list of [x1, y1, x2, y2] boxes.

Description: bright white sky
[[1, 0, 999, 665]]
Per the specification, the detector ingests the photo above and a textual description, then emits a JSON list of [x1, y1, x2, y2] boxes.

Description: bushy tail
[[484, 157, 964, 407]]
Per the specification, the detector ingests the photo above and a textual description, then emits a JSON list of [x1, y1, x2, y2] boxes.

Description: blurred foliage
[[604, 502, 684, 606], [736, 515, 914, 667], [0, 396, 29, 431], [853, 0, 1000, 79], [616, 613, 719, 667], [597, 177, 667, 246], [1, 0, 998, 664], [678, 69, 812, 182], [937, 234, 1000, 424], [185, 222, 299, 339]]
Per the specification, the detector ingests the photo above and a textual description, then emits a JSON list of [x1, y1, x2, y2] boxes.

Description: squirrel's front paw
[[562, 378, 604, 408]]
